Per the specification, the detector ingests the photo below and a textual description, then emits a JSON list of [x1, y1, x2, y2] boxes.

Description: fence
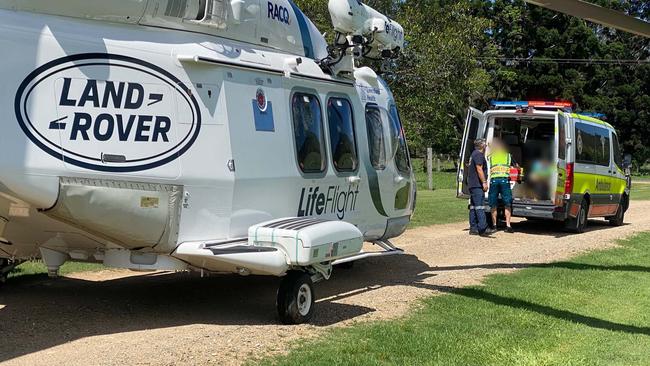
[[411, 149, 458, 191]]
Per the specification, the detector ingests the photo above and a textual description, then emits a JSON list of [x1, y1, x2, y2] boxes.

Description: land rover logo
[[15, 53, 202, 172]]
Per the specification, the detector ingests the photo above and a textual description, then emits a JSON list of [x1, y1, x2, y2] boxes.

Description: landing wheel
[[608, 196, 627, 227], [566, 199, 588, 233], [276, 271, 315, 325]]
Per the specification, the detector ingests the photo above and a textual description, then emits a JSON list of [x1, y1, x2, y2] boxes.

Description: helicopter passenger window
[[389, 105, 411, 174], [327, 98, 358, 172], [292, 93, 326, 173], [365, 105, 386, 170]]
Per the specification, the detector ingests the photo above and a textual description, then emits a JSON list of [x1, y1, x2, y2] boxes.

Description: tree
[[295, 0, 493, 156], [294, 0, 649, 163], [472, 0, 650, 164]]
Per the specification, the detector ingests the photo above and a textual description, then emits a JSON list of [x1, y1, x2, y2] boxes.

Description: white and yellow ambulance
[[458, 101, 631, 233]]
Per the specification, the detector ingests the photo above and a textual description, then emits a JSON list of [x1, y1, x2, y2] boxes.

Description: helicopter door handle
[[347, 176, 362, 185]]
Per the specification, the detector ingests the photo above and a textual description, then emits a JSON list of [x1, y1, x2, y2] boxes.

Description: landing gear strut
[[276, 271, 315, 325]]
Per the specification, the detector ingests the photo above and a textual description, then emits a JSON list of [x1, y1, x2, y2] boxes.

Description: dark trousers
[[469, 187, 488, 233]]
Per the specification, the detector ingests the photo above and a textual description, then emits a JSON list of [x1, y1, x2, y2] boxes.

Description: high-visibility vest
[[490, 150, 512, 179]]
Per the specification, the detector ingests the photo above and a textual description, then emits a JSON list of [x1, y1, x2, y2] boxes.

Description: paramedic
[[467, 139, 495, 236], [488, 139, 515, 233]]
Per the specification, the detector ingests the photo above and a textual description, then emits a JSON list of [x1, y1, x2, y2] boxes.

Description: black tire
[[276, 271, 315, 325], [608, 196, 627, 227], [565, 199, 588, 233]]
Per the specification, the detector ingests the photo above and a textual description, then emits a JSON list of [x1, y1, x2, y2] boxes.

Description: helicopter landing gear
[[276, 271, 315, 325]]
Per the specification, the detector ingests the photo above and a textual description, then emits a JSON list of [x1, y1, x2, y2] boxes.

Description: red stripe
[[589, 204, 619, 217]]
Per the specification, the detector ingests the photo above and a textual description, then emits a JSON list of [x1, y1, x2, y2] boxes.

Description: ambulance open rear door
[[457, 108, 486, 198]]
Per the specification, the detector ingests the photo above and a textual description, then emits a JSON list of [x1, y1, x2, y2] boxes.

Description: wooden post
[[436, 156, 441, 172], [427, 148, 433, 190]]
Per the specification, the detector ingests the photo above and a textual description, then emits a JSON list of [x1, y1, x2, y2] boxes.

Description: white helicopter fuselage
[[0, 0, 415, 281]]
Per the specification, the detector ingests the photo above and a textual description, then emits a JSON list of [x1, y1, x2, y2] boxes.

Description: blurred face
[[475, 141, 486, 152]]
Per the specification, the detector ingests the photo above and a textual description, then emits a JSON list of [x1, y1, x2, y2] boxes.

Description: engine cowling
[[328, 0, 404, 55]]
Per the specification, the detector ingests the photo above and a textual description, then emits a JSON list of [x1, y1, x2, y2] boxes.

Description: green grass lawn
[[632, 181, 650, 201], [8, 261, 105, 281], [260, 232, 650, 366], [411, 158, 457, 191], [409, 158, 467, 228], [410, 189, 466, 228]]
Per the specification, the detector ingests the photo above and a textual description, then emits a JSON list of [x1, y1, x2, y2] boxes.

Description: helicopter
[[0, 0, 413, 324]]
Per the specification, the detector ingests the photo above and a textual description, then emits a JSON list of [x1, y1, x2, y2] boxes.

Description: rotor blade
[[525, 0, 650, 38]]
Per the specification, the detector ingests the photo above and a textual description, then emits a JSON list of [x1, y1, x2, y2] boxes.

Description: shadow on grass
[[430, 261, 650, 273], [6, 272, 50, 286], [432, 285, 650, 336]]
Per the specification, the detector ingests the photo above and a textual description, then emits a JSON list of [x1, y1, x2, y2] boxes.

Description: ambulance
[[458, 101, 631, 233]]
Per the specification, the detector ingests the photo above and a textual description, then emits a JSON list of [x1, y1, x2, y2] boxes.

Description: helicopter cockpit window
[[292, 93, 326, 173], [327, 98, 358, 172], [389, 104, 410, 174], [365, 105, 386, 170]]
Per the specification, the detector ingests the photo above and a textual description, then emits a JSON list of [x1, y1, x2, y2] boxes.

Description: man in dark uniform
[[467, 139, 495, 236]]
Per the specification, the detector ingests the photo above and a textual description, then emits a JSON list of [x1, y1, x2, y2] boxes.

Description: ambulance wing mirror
[[623, 154, 633, 169]]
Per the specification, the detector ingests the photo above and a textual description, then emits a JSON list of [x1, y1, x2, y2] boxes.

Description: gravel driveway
[[2, 201, 650, 366]]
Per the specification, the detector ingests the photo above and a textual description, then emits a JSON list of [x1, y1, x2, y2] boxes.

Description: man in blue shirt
[[467, 139, 495, 236]]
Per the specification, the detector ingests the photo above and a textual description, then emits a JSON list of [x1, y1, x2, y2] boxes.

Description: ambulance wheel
[[276, 271, 315, 325], [566, 199, 588, 233], [608, 197, 626, 227]]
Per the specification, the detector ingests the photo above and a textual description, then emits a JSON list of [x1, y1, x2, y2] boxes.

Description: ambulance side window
[[292, 93, 326, 173], [327, 98, 358, 172], [575, 122, 610, 166], [575, 122, 597, 164], [593, 126, 611, 167], [365, 105, 386, 170]]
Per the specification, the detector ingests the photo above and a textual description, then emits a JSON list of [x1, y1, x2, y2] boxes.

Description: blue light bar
[[490, 100, 529, 107], [490, 100, 574, 111]]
